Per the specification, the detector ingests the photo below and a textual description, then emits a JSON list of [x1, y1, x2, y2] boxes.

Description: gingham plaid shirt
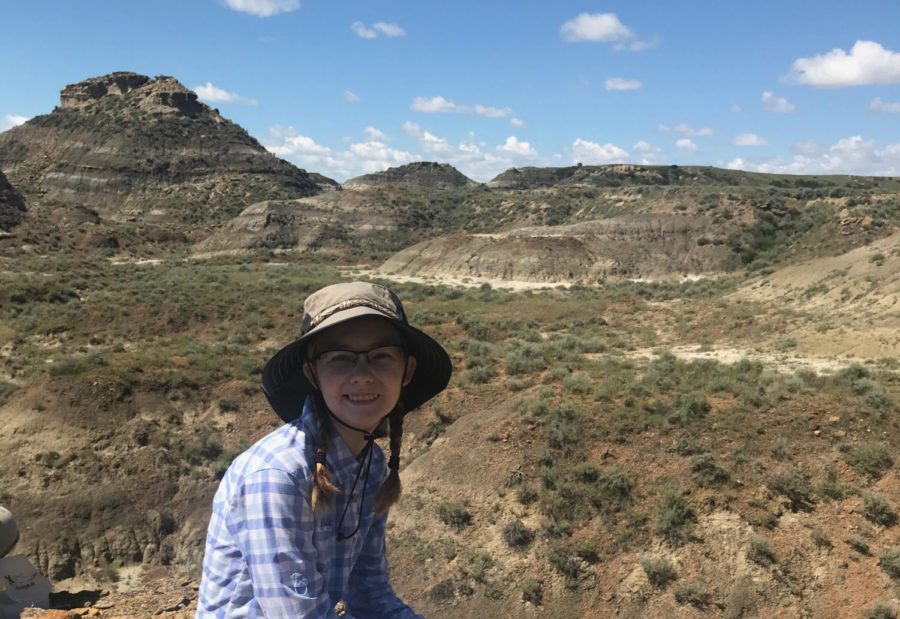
[[196, 400, 422, 618]]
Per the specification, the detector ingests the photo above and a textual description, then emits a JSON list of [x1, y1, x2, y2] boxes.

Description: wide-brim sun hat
[[0, 506, 19, 558], [262, 281, 452, 423]]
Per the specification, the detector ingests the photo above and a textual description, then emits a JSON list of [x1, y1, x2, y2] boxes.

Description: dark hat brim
[[262, 310, 452, 423]]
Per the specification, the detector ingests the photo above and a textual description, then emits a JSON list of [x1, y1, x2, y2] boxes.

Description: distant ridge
[[343, 161, 477, 190], [0, 170, 26, 231], [0, 72, 325, 225]]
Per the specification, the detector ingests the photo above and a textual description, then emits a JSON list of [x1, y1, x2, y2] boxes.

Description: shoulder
[[226, 421, 316, 487]]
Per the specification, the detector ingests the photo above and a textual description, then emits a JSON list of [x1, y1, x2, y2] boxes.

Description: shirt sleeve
[[343, 510, 424, 619], [225, 468, 343, 618]]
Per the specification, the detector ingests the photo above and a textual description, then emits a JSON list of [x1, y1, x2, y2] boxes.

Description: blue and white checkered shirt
[[196, 399, 422, 618]]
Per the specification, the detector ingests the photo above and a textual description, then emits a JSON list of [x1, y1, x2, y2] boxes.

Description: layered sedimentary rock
[[0, 72, 322, 224], [344, 161, 477, 190], [380, 213, 739, 283]]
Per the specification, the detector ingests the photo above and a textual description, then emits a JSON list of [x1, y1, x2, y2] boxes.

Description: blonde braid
[[311, 395, 338, 514], [373, 404, 405, 515]]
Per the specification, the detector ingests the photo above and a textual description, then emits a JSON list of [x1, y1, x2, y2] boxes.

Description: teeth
[[346, 394, 379, 402]]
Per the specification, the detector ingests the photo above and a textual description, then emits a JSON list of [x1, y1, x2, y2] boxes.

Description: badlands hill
[[0, 169, 26, 231], [0, 72, 321, 238], [344, 161, 477, 190]]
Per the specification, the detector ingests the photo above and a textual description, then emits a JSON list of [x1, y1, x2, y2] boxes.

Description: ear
[[402, 355, 417, 387]]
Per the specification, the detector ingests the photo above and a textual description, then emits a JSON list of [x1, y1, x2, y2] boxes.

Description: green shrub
[[502, 520, 534, 549], [656, 486, 696, 545], [429, 579, 456, 602], [561, 372, 593, 395], [746, 534, 776, 566], [766, 469, 814, 511], [669, 393, 710, 426], [588, 465, 632, 514], [639, 554, 677, 587], [690, 453, 731, 487], [815, 469, 852, 502], [0, 381, 16, 406], [505, 343, 547, 375], [845, 442, 894, 480], [878, 548, 900, 579], [810, 527, 831, 549], [862, 492, 898, 527], [865, 603, 898, 619], [515, 484, 538, 505], [547, 543, 582, 585], [674, 581, 711, 607], [845, 534, 870, 555], [521, 578, 543, 605], [437, 502, 472, 531]]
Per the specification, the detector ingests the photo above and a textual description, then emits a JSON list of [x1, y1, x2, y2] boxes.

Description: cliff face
[[379, 213, 740, 283], [343, 161, 477, 190], [0, 72, 321, 224], [0, 170, 26, 231]]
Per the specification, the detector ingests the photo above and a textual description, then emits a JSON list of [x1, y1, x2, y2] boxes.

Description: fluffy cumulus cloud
[[510, 117, 524, 128], [223, 0, 300, 17], [193, 83, 258, 105], [658, 123, 713, 137], [343, 90, 360, 103], [571, 138, 628, 165], [364, 126, 388, 141], [497, 136, 537, 157], [410, 96, 514, 119], [871, 97, 900, 113], [1, 114, 28, 131], [560, 13, 653, 51], [676, 138, 698, 155], [264, 126, 417, 180], [733, 133, 769, 146], [351, 21, 405, 38], [761, 91, 795, 113], [783, 40, 900, 87], [728, 136, 900, 176], [604, 77, 642, 91], [632, 141, 663, 164]]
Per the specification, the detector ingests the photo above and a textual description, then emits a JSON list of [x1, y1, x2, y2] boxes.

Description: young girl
[[196, 281, 451, 618]]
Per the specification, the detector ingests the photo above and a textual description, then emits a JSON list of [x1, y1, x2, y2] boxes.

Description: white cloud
[[364, 126, 388, 141], [1, 114, 28, 131], [497, 136, 537, 157], [223, 0, 300, 17], [632, 141, 663, 164], [352, 20, 405, 38], [571, 138, 628, 165], [264, 126, 418, 180], [351, 21, 376, 38], [343, 90, 360, 103], [792, 140, 824, 157], [510, 117, 524, 128], [604, 77, 642, 91], [402, 121, 422, 137], [193, 82, 258, 105], [761, 91, 795, 113], [731, 104, 742, 113], [871, 97, 900, 113], [560, 13, 651, 50], [727, 136, 900, 176], [733, 133, 769, 146], [783, 40, 900, 87], [676, 138, 698, 155], [410, 96, 513, 119], [560, 13, 630, 42], [658, 123, 713, 137], [373, 22, 405, 37]]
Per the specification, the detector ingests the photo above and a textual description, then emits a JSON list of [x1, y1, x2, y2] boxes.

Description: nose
[[348, 354, 375, 380]]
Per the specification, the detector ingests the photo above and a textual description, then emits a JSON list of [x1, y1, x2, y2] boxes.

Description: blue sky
[[2, 0, 899, 182]]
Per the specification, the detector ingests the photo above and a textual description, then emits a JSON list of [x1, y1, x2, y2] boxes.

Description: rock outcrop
[[343, 161, 477, 190], [0, 72, 324, 225], [380, 213, 739, 283], [0, 170, 26, 231]]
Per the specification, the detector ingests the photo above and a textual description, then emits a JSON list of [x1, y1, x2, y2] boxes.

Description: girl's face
[[304, 316, 416, 438]]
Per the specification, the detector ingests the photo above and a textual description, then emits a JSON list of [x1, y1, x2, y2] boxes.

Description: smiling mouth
[[344, 394, 380, 403]]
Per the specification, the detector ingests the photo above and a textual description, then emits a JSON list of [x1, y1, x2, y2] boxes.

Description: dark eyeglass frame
[[312, 344, 407, 374]]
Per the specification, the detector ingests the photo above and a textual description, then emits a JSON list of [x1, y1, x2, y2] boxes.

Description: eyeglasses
[[313, 345, 406, 374]]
